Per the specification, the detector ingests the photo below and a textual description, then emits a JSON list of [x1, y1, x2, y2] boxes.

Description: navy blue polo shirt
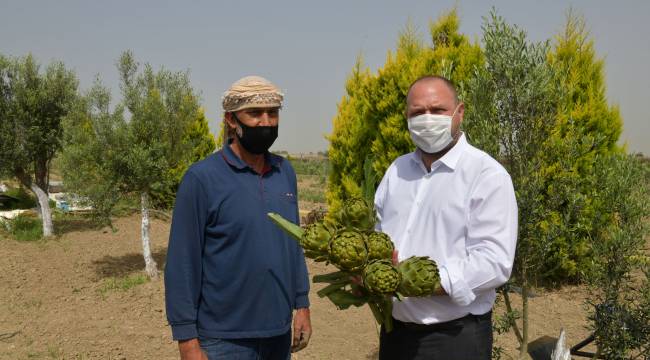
[[164, 144, 310, 341]]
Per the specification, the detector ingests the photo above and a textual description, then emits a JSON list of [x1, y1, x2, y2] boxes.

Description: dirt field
[[0, 214, 594, 359]]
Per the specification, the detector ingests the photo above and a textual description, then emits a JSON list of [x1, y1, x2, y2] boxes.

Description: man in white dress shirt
[[374, 75, 518, 359]]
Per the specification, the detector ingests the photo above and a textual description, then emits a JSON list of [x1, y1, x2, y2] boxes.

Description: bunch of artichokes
[[267, 198, 440, 333]]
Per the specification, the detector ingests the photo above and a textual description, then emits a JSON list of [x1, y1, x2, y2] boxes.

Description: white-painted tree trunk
[[30, 183, 53, 237], [141, 192, 158, 279]]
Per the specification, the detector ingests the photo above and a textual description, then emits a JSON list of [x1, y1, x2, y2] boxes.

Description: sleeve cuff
[[439, 263, 476, 306], [294, 293, 310, 309], [171, 323, 198, 341]]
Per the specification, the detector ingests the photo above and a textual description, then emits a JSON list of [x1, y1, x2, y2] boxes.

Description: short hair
[[406, 75, 459, 104]]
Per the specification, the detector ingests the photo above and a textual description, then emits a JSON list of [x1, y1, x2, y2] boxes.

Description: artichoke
[[366, 231, 394, 261], [334, 198, 376, 231], [396, 256, 440, 297], [300, 221, 332, 261], [328, 229, 368, 271], [363, 259, 401, 295]]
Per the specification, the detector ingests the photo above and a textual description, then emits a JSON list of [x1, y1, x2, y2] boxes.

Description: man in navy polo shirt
[[165, 76, 311, 360]]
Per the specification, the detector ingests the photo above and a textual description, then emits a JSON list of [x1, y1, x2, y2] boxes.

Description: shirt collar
[[222, 140, 282, 172], [410, 133, 467, 172]]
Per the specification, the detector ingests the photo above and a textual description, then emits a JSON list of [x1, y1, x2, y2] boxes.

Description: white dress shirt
[[374, 133, 518, 324]]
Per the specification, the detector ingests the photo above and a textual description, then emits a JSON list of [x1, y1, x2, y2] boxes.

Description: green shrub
[[585, 154, 649, 358], [9, 213, 42, 241]]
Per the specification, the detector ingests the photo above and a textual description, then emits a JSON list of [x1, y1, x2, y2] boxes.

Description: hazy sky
[[1, 0, 648, 154]]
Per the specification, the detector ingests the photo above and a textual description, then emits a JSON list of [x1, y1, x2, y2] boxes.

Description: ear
[[456, 102, 465, 126], [224, 112, 237, 129]]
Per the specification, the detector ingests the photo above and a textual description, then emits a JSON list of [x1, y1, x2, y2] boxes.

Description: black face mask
[[233, 113, 279, 154]]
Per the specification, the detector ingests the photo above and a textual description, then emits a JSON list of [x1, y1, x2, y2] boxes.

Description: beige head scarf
[[222, 76, 284, 112]]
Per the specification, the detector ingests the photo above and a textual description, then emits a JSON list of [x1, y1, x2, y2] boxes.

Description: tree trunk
[[140, 192, 158, 279], [519, 283, 530, 359], [30, 183, 53, 237], [502, 288, 524, 345]]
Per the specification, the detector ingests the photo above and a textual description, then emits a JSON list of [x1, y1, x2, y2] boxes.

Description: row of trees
[[0, 51, 216, 278], [327, 8, 648, 359]]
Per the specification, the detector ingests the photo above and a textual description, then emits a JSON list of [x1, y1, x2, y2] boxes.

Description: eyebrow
[[408, 104, 446, 112]]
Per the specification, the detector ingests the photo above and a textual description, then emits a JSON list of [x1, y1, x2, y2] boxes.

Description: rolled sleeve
[[295, 291, 310, 309], [171, 323, 199, 341], [438, 263, 477, 306]]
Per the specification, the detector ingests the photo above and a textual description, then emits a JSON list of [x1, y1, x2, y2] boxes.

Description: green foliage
[[184, 108, 217, 163], [463, 10, 621, 285], [464, 11, 635, 355], [7, 213, 43, 242], [117, 50, 201, 198], [548, 11, 622, 156], [60, 80, 127, 226], [150, 107, 216, 208], [326, 8, 483, 218], [98, 273, 148, 298], [62, 51, 208, 221], [585, 154, 649, 359], [0, 53, 78, 236], [215, 118, 227, 149], [531, 11, 625, 280], [289, 157, 330, 177], [0, 56, 10, 165], [0, 186, 37, 210], [289, 157, 329, 205], [462, 11, 574, 354], [0, 54, 78, 182], [299, 187, 326, 204]]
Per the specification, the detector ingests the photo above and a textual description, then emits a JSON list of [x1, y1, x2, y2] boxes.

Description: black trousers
[[379, 312, 493, 360]]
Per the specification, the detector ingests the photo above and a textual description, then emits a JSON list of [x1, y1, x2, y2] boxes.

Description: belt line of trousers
[[378, 311, 493, 360]]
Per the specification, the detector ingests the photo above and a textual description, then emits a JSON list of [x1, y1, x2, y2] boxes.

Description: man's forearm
[[178, 338, 204, 360]]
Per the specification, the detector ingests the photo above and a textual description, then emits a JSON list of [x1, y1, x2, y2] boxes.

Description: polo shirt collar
[[410, 133, 467, 171], [222, 141, 282, 171]]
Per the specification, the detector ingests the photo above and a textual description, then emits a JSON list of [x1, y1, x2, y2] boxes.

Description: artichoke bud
[[363, 259, 401, 295], [328, 229, 368, 271], [301, 221, 332, 255], [396, 256, 440, 297], [365, 231, 394, 261], [334, 197, 376, 231]]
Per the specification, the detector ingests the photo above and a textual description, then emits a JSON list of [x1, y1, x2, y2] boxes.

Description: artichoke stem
[[368, 301, 384, 328], [382, 297, 393, 333], [267, 213, 303, 241]]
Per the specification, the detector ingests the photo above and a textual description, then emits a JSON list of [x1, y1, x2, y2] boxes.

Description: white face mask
[[407, 107, 458, 154]]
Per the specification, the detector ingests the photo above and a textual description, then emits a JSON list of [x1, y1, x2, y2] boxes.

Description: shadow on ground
[[92, 248, 167, 279], [54, 216, 105, 236]]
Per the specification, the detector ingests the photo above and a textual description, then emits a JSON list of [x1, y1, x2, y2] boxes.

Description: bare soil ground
[[0, 214, 594, 359]]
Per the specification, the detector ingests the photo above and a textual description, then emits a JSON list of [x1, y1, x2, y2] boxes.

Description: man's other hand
[[291, 307, 312, 353]]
